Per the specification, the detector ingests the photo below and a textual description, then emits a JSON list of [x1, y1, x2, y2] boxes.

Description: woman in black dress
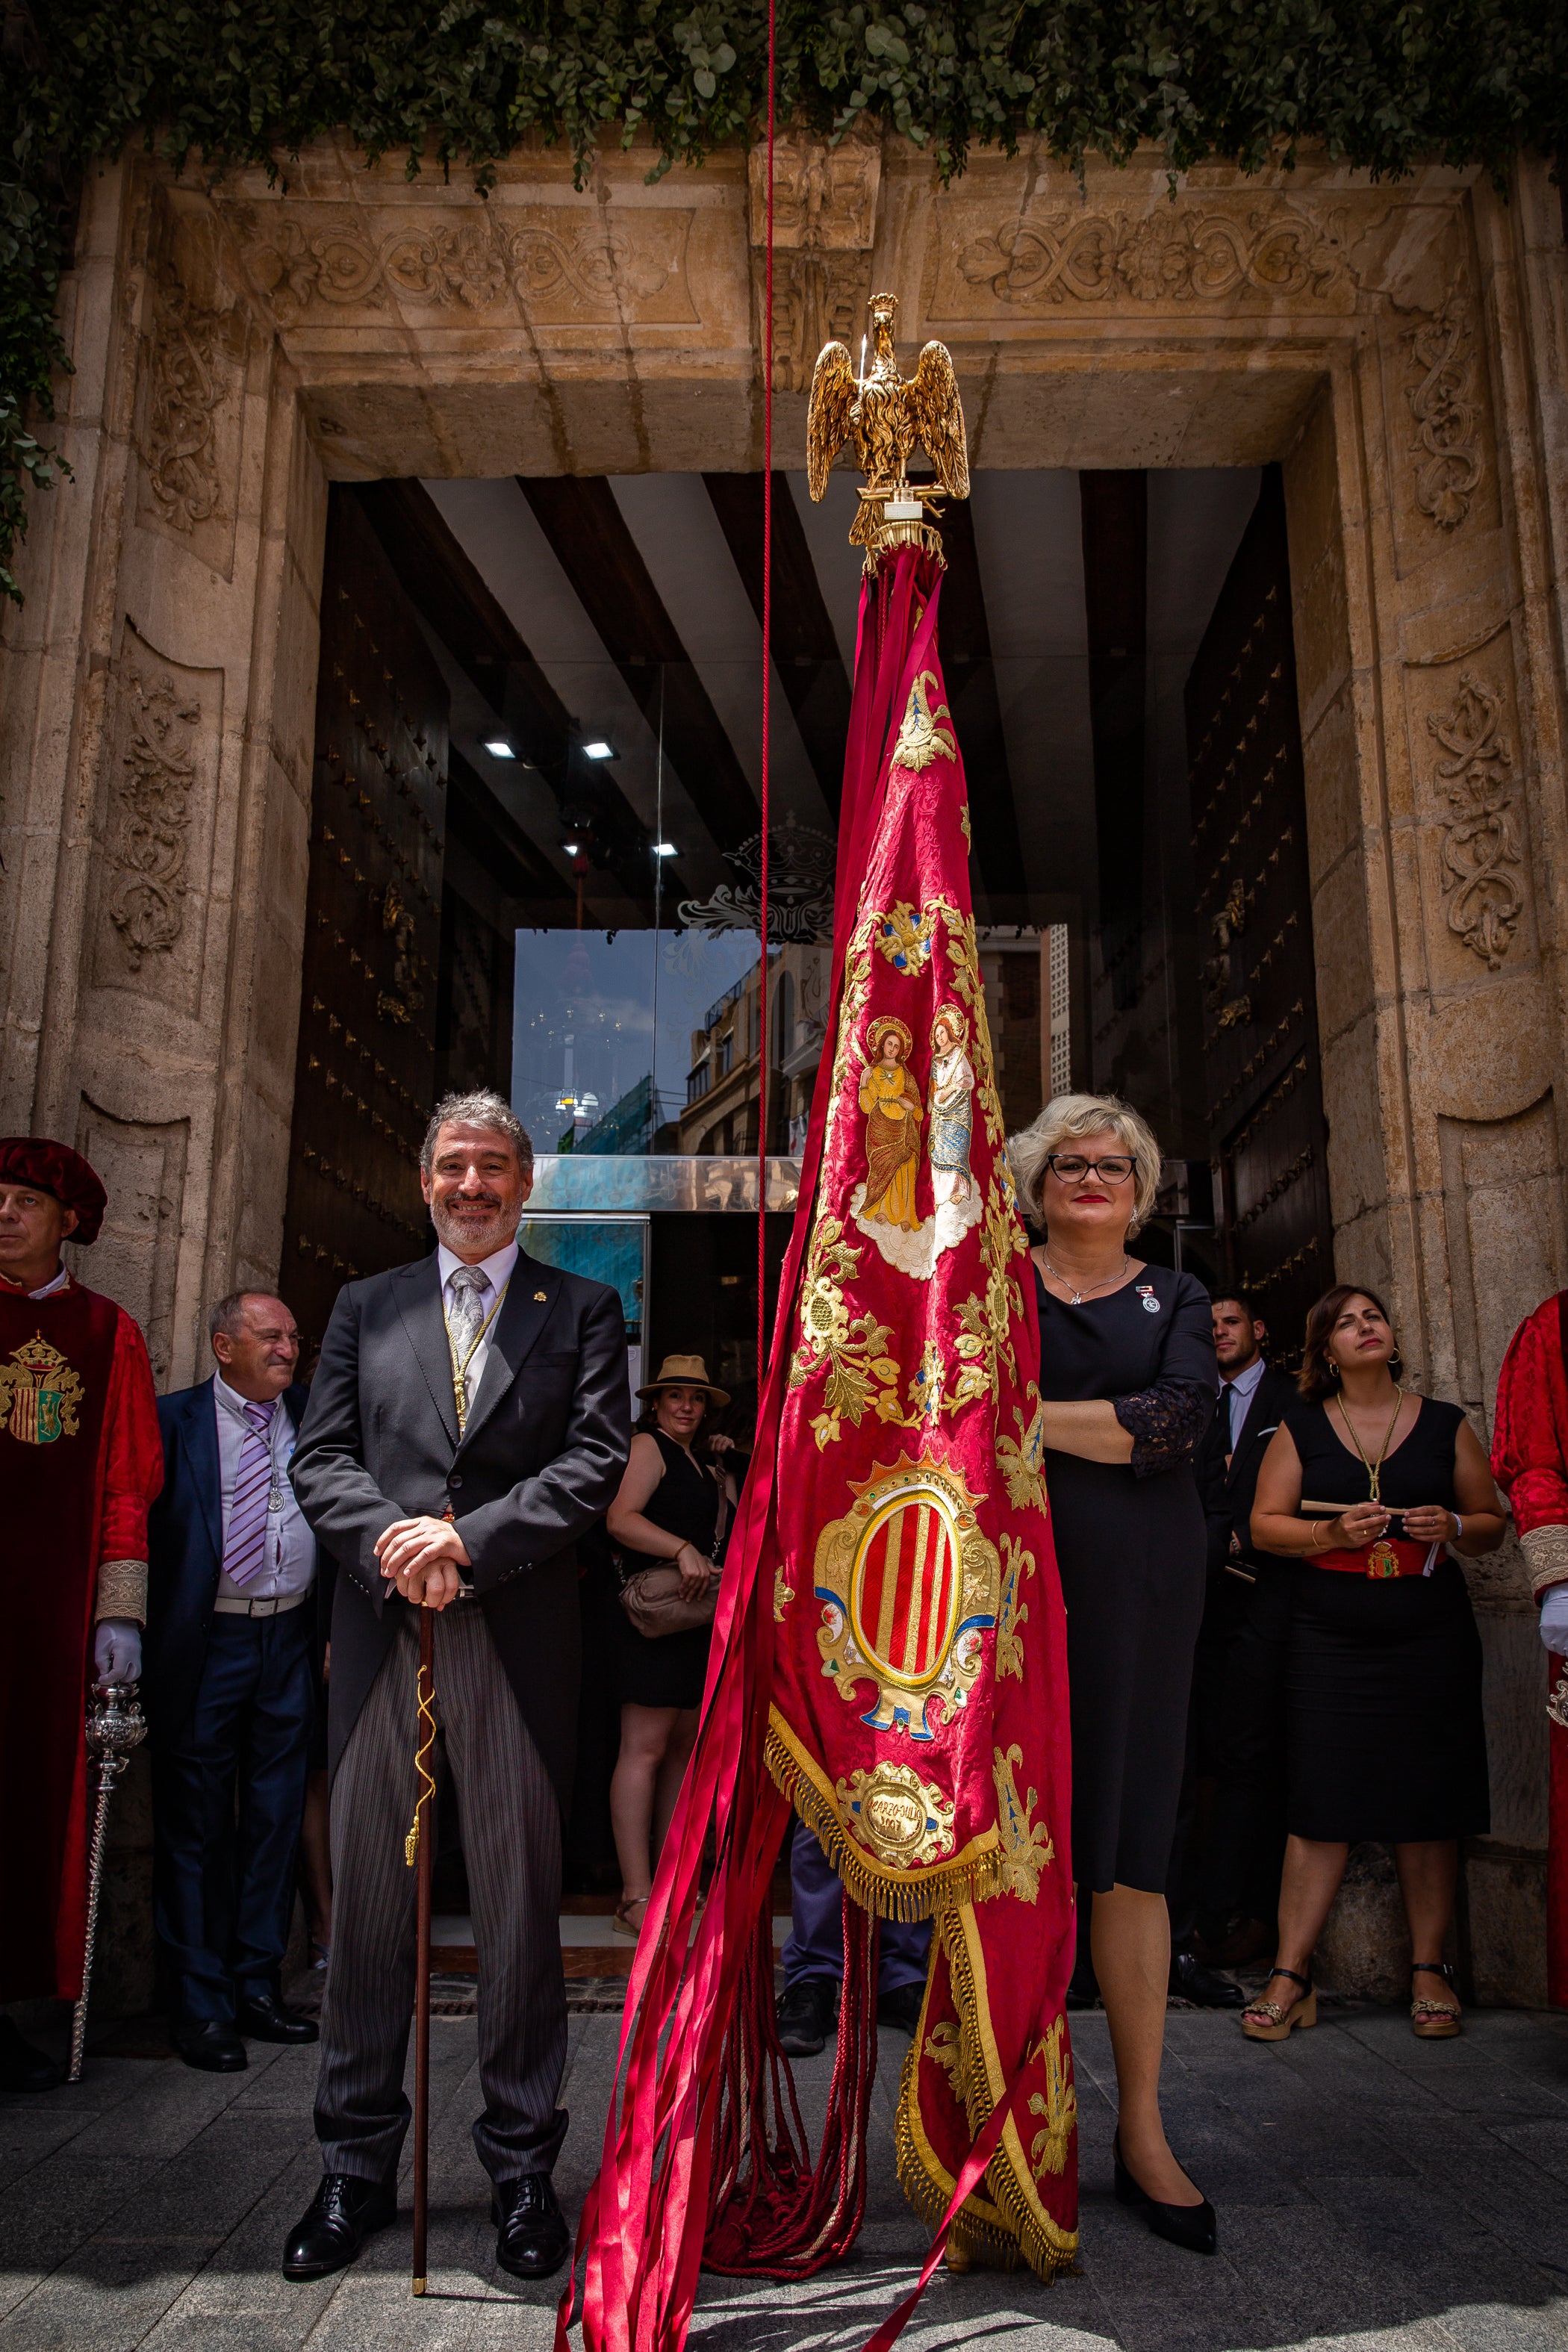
[[1009, 1092, 1218, 2254], [1247, 1284, 1503, 2039], [606, 1356, 736, 1938]]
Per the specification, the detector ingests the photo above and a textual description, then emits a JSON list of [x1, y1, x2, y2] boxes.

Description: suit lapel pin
[[534, 1290, 547, 1302]]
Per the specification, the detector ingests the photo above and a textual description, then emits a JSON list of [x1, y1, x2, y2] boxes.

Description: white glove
[[93, 1620, 143, 1685], [1540, 1586, 1568, 1657]]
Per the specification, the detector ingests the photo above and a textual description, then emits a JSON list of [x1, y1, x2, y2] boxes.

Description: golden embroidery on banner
[[814, 1452, 1000, 1738], [790, 1216, 905, 1448], [997, 1533, 1036, 1681], [875, 901, 939, 977], [997, 1386, 1048, 1513], [836, 1760, 957, 1867], [994, 1743, 1054, 1903], [922, 2018, 974, 2112], [891, 671, 958, 771], [1028, 2017, 1077, 2180], [0, 1334, 84, 1445]]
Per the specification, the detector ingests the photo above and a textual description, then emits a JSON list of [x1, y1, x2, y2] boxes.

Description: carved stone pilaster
[[1404, 293, 1484, 532], [750, 127, 881, 392]]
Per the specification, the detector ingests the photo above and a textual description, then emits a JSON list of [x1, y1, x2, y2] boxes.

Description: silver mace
[[67, 1679, 147, 2085]]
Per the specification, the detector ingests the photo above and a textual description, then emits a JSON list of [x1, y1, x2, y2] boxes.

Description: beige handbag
[[617, 1472, 729, 1640]]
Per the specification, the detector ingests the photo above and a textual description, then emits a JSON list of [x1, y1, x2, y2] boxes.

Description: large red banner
[[564, 538, 1078, 2352]]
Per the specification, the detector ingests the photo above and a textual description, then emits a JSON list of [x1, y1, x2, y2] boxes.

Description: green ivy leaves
[[1, 0, 1564, 600]]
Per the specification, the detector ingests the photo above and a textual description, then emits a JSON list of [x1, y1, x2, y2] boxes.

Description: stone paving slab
[[4, 2007, 1568, 2349]]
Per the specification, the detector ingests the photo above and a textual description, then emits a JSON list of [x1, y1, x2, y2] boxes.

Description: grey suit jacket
[[290, 1247, 629, 1806]]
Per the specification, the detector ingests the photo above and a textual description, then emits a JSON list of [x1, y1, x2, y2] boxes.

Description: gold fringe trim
[[891, 1909, 1078, 2283], [765, 1710, 1001, 1924]]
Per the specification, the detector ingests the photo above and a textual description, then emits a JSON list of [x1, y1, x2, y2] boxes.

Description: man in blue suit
[[146, 1291, 320, 2071]]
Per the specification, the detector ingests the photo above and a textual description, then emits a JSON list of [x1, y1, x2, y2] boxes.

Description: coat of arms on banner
[[0, 1333, 84, 1445]]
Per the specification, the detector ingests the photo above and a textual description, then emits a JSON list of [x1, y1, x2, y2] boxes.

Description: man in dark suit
[[281, 1090, 629, 2286], [1190, 1291, 1299, 1966], [146, 1292, 321, 2071]]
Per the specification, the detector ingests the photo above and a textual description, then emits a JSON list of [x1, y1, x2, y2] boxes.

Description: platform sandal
[[1410, 1961, 1461, 2038], [1240, 1966, 1316, 2041]]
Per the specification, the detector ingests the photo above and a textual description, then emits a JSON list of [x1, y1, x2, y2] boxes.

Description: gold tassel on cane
[[405, 1661, 437, 1867]]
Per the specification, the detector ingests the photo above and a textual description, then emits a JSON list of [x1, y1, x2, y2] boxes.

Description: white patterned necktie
[[446, 1266, 491, 1415], [225, 1399, 278, 1588]]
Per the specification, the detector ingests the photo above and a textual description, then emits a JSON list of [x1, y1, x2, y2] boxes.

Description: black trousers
[[152, 1605, 314, 2024], [1195, 1561, 1294, 1940]]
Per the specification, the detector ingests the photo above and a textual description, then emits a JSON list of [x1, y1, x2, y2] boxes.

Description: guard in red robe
[[0, 1138, 163, 2088], [1492, 1291, 1568, 2006]]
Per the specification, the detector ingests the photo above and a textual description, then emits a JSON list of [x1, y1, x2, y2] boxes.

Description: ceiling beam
[[1079, 469, 1148, 999], [701, 471, 851, 821], [350, 480, 658, 909], [925, 496, 1027, 907], [519, 475, 763, 855]]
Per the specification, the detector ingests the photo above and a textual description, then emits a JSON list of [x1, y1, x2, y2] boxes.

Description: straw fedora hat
[[635, 1353, 730, 1408]]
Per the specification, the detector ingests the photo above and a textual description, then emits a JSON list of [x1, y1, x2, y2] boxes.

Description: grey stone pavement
[[5, 2001, 1568, 2352]]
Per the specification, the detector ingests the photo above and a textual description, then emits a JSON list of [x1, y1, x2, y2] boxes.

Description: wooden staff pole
[[411, 1602, 436, 2295]]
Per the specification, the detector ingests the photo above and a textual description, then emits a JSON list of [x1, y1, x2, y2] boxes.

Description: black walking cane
[[405, 1602, 438, 2295]]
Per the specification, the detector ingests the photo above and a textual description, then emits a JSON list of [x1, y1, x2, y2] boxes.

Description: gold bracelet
[[1307, 1516, 1334, 1553]]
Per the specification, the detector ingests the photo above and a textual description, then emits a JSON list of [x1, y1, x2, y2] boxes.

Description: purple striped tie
[[225, 1399, 278, 1588]]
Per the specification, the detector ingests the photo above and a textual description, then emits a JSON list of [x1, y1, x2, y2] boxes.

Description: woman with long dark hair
[[1245, 1284, 1504, 2039]]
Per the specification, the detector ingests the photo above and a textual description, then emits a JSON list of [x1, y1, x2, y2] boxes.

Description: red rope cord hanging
[[756, 0, 776, 1401]]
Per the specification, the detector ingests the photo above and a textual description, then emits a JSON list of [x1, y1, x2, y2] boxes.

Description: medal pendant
[[267, 1486, 284, 1513], [1367, 1539, 1400, 1580]]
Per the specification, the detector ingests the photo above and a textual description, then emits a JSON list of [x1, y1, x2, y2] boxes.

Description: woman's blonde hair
[[1007, 1092, 1163, 1238]]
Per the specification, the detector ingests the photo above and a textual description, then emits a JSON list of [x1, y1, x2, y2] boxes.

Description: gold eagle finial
[[806, 291, 969, 565]]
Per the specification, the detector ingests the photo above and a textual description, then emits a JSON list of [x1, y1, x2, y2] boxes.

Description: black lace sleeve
[[1113, 1381, 1215, 1479]]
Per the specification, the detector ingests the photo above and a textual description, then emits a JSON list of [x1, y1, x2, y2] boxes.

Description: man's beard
[[429, 1195, 519, 1257]]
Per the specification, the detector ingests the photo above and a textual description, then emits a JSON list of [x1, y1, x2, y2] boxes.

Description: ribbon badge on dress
[[0, 1332, 84, 1445]]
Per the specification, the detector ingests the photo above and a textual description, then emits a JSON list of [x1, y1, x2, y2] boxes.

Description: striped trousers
[[314, 1600, 568, 2183]]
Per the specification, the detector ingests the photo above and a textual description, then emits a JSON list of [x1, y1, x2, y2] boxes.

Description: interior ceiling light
[[563, 841, 581, 856], [484, 738, 516, 759], [653, 842, 678, 857], [583, 739, 615, 761]]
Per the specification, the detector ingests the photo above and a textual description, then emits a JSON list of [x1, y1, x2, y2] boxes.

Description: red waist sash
[[1312, 1534, 1438, 1579]]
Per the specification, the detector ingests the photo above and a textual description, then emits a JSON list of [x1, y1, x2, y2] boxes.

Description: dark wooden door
[[1187, 467, 1333, 1372], [283, 489, 448, 1354]]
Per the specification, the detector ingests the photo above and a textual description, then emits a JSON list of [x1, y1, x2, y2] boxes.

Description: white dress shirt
[[213, 1374, 317, 1602], [1222, 1351, 1267, 1452], [0, 1263, 72, 1299], [436, 1237, 520, 1418]]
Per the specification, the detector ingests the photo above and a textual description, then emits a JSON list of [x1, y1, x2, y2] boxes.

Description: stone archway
[[2, 132, 1566, 2000]]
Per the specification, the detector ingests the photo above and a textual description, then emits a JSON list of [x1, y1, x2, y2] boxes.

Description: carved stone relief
[[750, 128, 880, 393], [134, 208, 249, 575], [232, 204, 697, 327], [1404, 294, 1484, 530], [1426, 668, 1525, 970], [933, 199, 1359, 318], [65, 1100, 190, 1387], [90, 623, 224, 1017]]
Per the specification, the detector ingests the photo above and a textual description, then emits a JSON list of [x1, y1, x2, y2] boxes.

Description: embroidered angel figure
[[927, 1003, 975, 1210], [858, 1017, 922, 1233]]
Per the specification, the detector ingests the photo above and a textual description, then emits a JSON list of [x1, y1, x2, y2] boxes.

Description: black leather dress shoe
[[282, 2174, 397, 2280], [0, 2016, 62, 2092], [776, 1979, 837, 2057], [876, 1983, 924, 2037], [237, 1991, 319, 2044], [174, 2020, 248, 2073], [492, 2174, 570, 2279], [1169, 1948, 1245, 2009], [1113, 2132, 1216, 2256]]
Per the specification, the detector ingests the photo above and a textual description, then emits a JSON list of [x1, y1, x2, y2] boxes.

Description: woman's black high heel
[[1113, 2132, 1217, 2256]]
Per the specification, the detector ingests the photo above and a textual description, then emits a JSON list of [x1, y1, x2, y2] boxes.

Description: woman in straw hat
[[606, 1356, 737, 1938]]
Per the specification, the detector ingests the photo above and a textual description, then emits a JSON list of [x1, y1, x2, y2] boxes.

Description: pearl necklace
[[1040, 1251, 1131, 1307]]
